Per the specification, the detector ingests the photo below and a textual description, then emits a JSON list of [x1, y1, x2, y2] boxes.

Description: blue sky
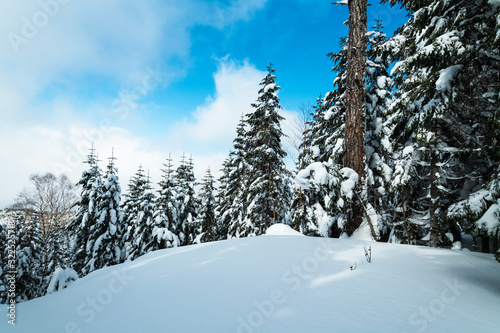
[[0, 0, 408, 207]]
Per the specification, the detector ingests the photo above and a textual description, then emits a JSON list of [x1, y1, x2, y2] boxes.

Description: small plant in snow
[[363, 245, 372, 263]]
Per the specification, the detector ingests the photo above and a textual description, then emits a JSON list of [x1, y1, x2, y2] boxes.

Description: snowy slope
[[1, 228, 499, 332]]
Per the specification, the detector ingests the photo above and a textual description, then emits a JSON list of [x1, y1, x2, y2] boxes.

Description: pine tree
[[289, 103, 314, 233], [244, 64, 291, 235], [448, 167, 500, 254], [45, 225, 77, 295], [66, 147, 102, 276], [174, 155, 199, 245], [291, 96, 327, 236], [219, 116, 251, 239], [45, 225, 70, 275], [130, 173, 156, 258], [293, 37, 351, 238], [382, 0, 500, 247], [15, 212, 45, 301], [198, 168, 217, 243], [151, 154, 180, 250], [364, 20, 394, 240], [85, 153, 122, 272], [121, 165, 149, 260]]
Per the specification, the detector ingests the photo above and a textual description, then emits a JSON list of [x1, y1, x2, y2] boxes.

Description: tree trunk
[[481, 234, 490, 253], [344, 0, 367, 236], [429, 148, 440, 248]]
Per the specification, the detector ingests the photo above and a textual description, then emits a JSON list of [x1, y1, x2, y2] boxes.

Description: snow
[[2, 235, 499, 333], [310, 146, 320, 159], [46, 268, 79, 295], [489, 0, 500, 8], [295, 162, 330, 190], [263, 83, 278, 94], [436, 65, 463, 92], [376, 76, 387, 89], [475, 200, 499, 233], [339, 167, 358, 200], [351, 203, 379, 241], [265, 223, 304, 236]]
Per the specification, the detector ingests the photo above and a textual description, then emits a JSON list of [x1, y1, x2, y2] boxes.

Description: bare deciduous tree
[[11, 173, 77, 239]]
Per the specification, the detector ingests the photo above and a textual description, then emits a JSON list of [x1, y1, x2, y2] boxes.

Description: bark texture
[[344, 0, 367, 236]]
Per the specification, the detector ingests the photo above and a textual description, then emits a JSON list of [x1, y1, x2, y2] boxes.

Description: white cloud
[[0, 0, 268, 95], [0, 55, 303, 207], [0, 0, 282, 207], [178, 57, 264, 145]]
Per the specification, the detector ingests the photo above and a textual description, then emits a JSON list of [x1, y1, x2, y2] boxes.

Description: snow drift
[[1, 235, 499, 332]]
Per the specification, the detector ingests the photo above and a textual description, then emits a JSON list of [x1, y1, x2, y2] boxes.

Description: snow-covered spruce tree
[[174, 155, 199, 245], [365, 20, 394, 241], [44, 225, 77, 295], [296, 24, 393, 240], [84, 153, 122, 273], [313, 37, 349, 166], [290, 102, 315, 234], [293, 37, 351, 238], [382, 0, 500, 247], [121, 165, 151, 261], [244, 64, 292, 236], [151, 154, 180, 250], [218, 116, 251, 239], [448, 167, 500, 254], [120, 165, 148, 260], [66, 147, 102, 276], [129, 173, 156, 259], [291, 96, 331, 236], [216, 159, 232, 239], [45, 224, 71, 276], [198, 168, 217, 243], [15, 212, 45, 301]]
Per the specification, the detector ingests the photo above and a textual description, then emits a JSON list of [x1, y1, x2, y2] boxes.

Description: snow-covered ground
[[1, 224, 499, 333]]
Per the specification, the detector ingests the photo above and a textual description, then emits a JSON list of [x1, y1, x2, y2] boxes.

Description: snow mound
[[1, 237, 499, 333], [265, 223, 304, 236]]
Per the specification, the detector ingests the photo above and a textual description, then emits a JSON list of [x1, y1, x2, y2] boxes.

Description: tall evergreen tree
[[130, 173, 156, 258], [219, 116, 251, 239], [174, 155, 199, 245], [293, 37, 351, 238], [244, 64, 291, 235], [198, 168, 217, 243], [151, 154, 180, 250], [45, 225, 71, 276], [66, 147, 102, 276], [448, 166, 500, 254], [364, 20, 394, 240], [382, 0, 500, 247], [15, 212, 45, 301], [121, 165, 149, 260], [85, 153, 122, 272], [291, 95, 333, 236]]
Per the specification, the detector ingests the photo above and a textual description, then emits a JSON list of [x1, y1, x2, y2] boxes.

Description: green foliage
[[66, 147, 102, 277], [244, 64, 291, 235]]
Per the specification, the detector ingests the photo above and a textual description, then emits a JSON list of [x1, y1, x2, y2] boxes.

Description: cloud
[[165, 56, 301, 178], [0, 0, 268, 99], [178, 57, 264, 145], [0, 0, 281, 207]]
